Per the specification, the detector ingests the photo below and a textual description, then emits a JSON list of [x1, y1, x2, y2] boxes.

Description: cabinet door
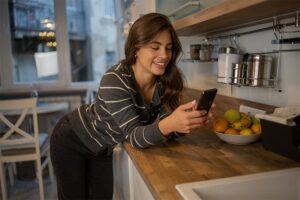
[[131, 163, 155, 200], [113, 144, 131, 200], [113, 144, 155, 200]]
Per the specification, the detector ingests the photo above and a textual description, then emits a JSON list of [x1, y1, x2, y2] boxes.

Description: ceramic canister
[[217, 47, 241, 83]]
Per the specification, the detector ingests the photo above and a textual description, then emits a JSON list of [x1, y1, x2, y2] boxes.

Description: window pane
[[66, 0, 119, 82], [9, 0, 58, 83]]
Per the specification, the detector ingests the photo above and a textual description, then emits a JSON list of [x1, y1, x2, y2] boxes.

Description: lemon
[[240, 128, 253, 135]]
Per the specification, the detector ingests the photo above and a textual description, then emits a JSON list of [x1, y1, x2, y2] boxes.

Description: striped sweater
[[68, 63, 177, 154]]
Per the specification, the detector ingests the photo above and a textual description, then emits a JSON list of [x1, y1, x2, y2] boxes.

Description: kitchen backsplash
[[179, 17, 300, 107]]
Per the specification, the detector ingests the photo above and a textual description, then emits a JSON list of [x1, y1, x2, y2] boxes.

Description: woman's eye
[[166, 47, 172, 51], [151, 47, 159, 50]]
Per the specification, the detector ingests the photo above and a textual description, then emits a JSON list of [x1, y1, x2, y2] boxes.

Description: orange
[[213, 118, 228, 133], [224, 128, 239, 135], [251, 123, 262, 134]]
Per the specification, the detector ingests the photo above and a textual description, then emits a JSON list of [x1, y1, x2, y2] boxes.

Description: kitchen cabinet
[[173, 0, 300, 36], [156, 0, 223, 21], [156, 0, 201, 21], [113, 144, 155, 200]]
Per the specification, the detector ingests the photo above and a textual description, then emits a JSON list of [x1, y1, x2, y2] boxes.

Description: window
[[66, 0, 118, 83], [0, 0, 122, 91], [9, 0, 58, 83]]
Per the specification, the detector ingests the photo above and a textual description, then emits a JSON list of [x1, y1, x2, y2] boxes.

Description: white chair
[[85, 86, 98, 104], [0, 98, 54, 200]]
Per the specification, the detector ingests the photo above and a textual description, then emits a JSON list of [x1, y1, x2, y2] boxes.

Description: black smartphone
[[196, 88, 217, 113]]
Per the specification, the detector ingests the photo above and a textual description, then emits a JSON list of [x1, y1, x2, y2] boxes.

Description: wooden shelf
[[173, 0, 300, 36]]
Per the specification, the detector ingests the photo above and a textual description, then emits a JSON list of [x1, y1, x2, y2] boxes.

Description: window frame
[[0, 0, 93, 93]]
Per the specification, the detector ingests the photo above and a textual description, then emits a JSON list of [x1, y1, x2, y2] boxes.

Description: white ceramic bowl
[[215, 132, 260, 145]]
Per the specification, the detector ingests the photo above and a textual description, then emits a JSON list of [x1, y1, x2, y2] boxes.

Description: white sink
[[176, 167, 300, 200]]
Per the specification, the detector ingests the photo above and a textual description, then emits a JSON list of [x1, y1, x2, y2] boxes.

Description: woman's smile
[[153, 60, 168, 70]]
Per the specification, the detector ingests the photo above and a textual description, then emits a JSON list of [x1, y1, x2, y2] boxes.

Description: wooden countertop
[[124, 127, 300, 200]]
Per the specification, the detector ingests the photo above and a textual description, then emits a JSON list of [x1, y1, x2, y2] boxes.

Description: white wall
[[178, 18, 300, 107]]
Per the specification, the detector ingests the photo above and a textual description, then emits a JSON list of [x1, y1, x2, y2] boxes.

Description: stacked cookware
[[217, 46, 275, 87]]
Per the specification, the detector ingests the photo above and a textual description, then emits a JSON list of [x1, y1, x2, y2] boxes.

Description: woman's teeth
[[154, 62, 164, 66]]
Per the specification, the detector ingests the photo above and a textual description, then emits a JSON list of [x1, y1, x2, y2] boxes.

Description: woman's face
[[134, 30, 172, 76]]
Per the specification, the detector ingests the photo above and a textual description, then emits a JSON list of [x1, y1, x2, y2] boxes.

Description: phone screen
[[196, 88, 217, 113]]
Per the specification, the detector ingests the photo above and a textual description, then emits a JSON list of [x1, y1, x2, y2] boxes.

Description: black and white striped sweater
[[68, 63, 177, 154]]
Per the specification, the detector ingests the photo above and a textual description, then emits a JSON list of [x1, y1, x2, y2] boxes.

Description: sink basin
[[176, 167, 300, 200]]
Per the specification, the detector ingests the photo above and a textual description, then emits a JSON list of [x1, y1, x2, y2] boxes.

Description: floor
[[2, 178, 119, 200], [1, 177, 57, 200]]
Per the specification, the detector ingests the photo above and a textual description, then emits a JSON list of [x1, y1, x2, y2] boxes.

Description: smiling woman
[[50, 13, 215, 200]]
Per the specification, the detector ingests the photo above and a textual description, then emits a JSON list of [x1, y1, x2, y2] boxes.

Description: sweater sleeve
[[98, 72, 167, 149]]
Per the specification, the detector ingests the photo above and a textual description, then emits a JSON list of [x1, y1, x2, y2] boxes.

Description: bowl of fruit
[[213, 108, 262, 145]]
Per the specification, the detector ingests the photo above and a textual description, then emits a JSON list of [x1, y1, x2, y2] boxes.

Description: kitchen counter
[[124, 127, 300, 200]]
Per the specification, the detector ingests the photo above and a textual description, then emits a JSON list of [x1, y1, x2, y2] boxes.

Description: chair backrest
[[0, 98, 39, 155], [85, 86, 98, 104]]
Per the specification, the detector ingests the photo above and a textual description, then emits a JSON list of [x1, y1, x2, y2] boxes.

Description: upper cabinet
[[156, 0, 222, 21], [173, 0, 300, 36]]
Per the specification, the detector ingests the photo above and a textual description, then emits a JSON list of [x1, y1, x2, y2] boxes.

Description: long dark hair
[[121, 13, 184, 111]]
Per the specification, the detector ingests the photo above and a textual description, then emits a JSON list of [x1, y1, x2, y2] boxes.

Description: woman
[[50, 13, 214, 200]]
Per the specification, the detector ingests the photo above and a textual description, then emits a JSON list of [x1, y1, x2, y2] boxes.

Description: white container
[[217, 48, 241, 83]]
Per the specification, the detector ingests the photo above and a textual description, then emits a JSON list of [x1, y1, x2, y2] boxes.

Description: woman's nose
[[159, 49, 168, 58]]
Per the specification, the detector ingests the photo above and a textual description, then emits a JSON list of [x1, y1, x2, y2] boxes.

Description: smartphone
[[196, 88, 217, 113]]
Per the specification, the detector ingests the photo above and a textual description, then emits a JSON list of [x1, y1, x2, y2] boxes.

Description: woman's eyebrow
[[149, 41, 172, 46]]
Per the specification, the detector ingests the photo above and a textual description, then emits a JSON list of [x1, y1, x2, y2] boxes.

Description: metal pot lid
[[219, 46, 238, 54]]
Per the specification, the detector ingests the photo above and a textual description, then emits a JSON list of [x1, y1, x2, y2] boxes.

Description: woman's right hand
[[158, 100, 207, 136]]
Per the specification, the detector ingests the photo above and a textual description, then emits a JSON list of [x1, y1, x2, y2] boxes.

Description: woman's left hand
[[202, 103, 216, 125]]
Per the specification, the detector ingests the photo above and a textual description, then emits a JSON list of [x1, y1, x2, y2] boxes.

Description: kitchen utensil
[[199, 44, 214, 61], [231, 63, 241, 85], [247, 54, 273, 87], [217, 47, 241, 83], [247, 55, 263, 86], [190, 44, 201, 60], [240, 53, 250, 85], [262, 56, 273, 87]]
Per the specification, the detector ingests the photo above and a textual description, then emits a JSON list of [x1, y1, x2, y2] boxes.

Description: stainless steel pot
[[247, 54, 273, 87], [231, 63, 241, 85]]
